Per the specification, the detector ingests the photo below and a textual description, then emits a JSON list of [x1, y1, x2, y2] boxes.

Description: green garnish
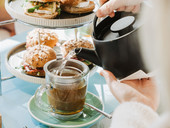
[[27, 4, 43, 13], [25, 0, 28, 2], [15, 66, 24, 69], [37, 72, 40, 76], [57, 8, 61, 15], [15, 67, 19, 69], [27, 8, 35, 13], [83, 60, 91, 65]]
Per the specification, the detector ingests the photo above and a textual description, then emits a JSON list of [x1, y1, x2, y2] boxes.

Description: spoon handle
[[85, 103, 112, 119]]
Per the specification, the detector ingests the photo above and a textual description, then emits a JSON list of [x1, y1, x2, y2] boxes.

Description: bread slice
[[60, 0, 81, 6], [61, 39, 94, 57], [24, 11, 59, 19], [26, 28, 58, 48], [23, 45, 57, 68], [61, 1, 95, 14], [28, 0, 61, 2]]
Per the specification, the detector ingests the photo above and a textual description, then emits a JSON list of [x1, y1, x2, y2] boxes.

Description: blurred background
[[0, 0, 16, 40]]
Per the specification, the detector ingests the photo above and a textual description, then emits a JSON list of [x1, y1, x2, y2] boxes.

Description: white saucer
[[28, 91, 103, 128], [5, 42, 97, 84]]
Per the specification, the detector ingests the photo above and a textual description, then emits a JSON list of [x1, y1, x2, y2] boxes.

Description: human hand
[[96, 0, 143, 18], [100, 70, 159, 111]]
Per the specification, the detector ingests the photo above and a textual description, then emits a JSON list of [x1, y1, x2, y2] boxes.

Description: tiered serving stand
[[1, 0, 99, 85], [0, 1, 103, 127], [3, 0, 98, 28]]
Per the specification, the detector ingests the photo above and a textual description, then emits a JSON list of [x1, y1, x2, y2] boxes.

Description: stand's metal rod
[[0, 76, 16, 96], [0, 19, 16, 26], [1, 76, 16, 81]]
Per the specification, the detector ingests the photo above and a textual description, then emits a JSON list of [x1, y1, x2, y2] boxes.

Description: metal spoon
[[85, 103, 112, 119]]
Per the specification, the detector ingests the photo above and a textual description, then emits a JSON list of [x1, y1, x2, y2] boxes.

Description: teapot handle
[[93, 15, 98, 38], [93, 12, 136, 38], [93, 13, 120, 38], [93, 13, 120, 37]]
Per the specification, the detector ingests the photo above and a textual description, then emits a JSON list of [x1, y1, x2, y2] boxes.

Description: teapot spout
[[75, 48, 102, 66]]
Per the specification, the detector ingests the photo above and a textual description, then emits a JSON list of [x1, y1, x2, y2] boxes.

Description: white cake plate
[[5, 43, 97, 85], [5, 0, 99, 29], [5, 43, 46, 84]]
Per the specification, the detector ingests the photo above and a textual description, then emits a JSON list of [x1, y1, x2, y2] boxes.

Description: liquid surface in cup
[[47, 69, 87, 115]]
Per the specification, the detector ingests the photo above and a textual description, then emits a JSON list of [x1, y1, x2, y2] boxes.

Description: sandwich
[[26, 28, 59, 49], [61, 0, 95, 14], [61, 39, 94, 69], [24, 0, 61, 19], [22, 45, 57, 77]]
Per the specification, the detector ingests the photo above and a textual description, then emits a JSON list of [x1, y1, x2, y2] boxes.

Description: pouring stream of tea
[[56, 50, 77, 76], [56, 28, 79, 76]]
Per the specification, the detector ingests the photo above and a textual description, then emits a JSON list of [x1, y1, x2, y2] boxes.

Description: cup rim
[[43, 59, 89, 79]]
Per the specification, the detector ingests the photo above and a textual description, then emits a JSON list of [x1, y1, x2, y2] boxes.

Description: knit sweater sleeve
[[110, 102, 159, 128]]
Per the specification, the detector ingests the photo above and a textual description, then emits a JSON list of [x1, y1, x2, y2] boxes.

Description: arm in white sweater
[[110, 102, 159, 128]]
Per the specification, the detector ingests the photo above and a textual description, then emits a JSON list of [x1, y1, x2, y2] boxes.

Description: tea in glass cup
[[34, 59, 89, 120]]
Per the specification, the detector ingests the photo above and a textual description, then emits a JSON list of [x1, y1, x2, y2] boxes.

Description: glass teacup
[[34, 59, 89, 120]]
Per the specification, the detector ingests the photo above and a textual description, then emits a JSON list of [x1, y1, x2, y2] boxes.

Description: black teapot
[[75, 12, 148, 78]]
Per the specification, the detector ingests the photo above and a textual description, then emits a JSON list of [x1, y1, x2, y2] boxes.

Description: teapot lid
[[93, 12, 142, 41], [110, 16, 135, 32]]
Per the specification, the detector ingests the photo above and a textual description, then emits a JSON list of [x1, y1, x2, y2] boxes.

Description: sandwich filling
[[24, 1, 61, 15], [22, 63, 45, 76]]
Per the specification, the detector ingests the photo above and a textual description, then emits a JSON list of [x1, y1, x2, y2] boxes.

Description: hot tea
[[35, 59, 89, 120], [47, 68, 87, 115]]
